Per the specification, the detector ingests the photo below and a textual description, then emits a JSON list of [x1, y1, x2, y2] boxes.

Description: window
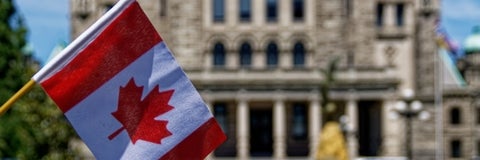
[[266, 42, 279, 67], [478, 140, 480, 158], [396, 3, 404, 26], [266, 0, 278, 22], [287, 102, 310, 156], [213, 42, 226, 67], [160, 0, 167, 17], [239, 0, 251, 22], [213, 0, 224, 22], [477, 108, 480, 124], [213, 103, 228, 133], [76, 0, 93, 19], [345, 0, 352, 18], [376, 3, 384, 27], [423, 0, 431, 7], [293, 42, 305, 67], [292, 0, 304, 21], [239, 42, 252, 67], [291, 103, 308, 140], [450, 107, 461, 125], [451, 140, 462, 158], [78, 0, 89, 12]]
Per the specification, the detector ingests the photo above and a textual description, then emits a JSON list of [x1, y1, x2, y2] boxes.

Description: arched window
[[239, 42, 252, 67], [266, 42, 278, 68], [450, 107, 461, 125], [213, 0, 224, 22], [213, 42, 226, 67], [293, 42, 305, 67], [450, 139, 462, 158]]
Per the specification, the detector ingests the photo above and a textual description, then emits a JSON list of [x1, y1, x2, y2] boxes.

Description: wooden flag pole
[[0, 79, 36, 116]]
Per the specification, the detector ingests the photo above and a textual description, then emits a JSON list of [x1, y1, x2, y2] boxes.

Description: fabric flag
[[435, 21, 459, 56], [436, 30, 459, 55], [32, 0, 226, 159]]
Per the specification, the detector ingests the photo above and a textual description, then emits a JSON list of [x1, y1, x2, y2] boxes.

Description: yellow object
[[0, 79, 36, 116], [316, 121, 349, 160]]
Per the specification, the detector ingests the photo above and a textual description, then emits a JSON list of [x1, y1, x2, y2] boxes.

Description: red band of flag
[[40, 2, 161, 113]]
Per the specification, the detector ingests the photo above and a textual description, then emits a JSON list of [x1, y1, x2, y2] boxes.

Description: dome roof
[[464, 26, 480, 54]]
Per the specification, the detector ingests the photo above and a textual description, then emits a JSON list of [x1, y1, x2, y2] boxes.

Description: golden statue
[[315, 121, 348, 160]]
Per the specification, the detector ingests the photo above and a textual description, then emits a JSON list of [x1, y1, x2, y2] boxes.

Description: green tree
[[0, 0, 28, 102], [0, 0, 78, 159]]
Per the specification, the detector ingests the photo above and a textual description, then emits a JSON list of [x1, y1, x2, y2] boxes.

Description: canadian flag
[[32, 0, 226, 159]]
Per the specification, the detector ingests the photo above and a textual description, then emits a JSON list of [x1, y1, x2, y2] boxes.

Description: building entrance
[[358, 101, 382, 156], [250, 108, 273, 157]]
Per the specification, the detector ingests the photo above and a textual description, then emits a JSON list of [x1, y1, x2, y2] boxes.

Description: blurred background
[[0, 0, 479, 159]]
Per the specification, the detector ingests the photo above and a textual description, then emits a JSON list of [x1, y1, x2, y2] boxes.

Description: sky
[[14, 0, 69, 65], [12, 0, 480, 65], [441, 0, 480, 53]]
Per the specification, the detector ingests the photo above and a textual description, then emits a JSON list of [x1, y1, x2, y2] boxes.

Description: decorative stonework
[[72, 0, 95, 19], [384, 45, 397, 66]]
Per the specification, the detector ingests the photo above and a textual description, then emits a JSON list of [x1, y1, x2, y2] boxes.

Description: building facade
[[442, 27, 480, 160], [70, 0, 448, 159]]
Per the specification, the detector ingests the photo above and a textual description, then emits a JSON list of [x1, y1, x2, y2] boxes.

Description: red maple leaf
[[108, 78, 174, 144]]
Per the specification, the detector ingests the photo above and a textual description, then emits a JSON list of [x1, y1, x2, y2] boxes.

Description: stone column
[[405, 2, 414, 33], [305, 0, 315, 27], [237, 99, 249, 159], [227, 50, 238, 69], [382, 99, 403, 156], [205, 52, 213, 71], [252, 0, 263, 26], [385, 4, 395, 28], [227, 0, 238, 27], [346, 98, 358, 159], [309, 98, 321, 158], [253, 50, 264, 69], [273, 98, 286, 158], [203, 0, 212, 27], [278, 0, 290, 26]]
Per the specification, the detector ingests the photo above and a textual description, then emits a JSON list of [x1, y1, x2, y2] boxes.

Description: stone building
[[441, 26, 480, 160], [70, 0, 446, 159]]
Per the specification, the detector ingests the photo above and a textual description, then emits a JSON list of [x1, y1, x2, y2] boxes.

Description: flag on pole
[[32, 0, 226, 159], [435, 20, 459, 56]]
